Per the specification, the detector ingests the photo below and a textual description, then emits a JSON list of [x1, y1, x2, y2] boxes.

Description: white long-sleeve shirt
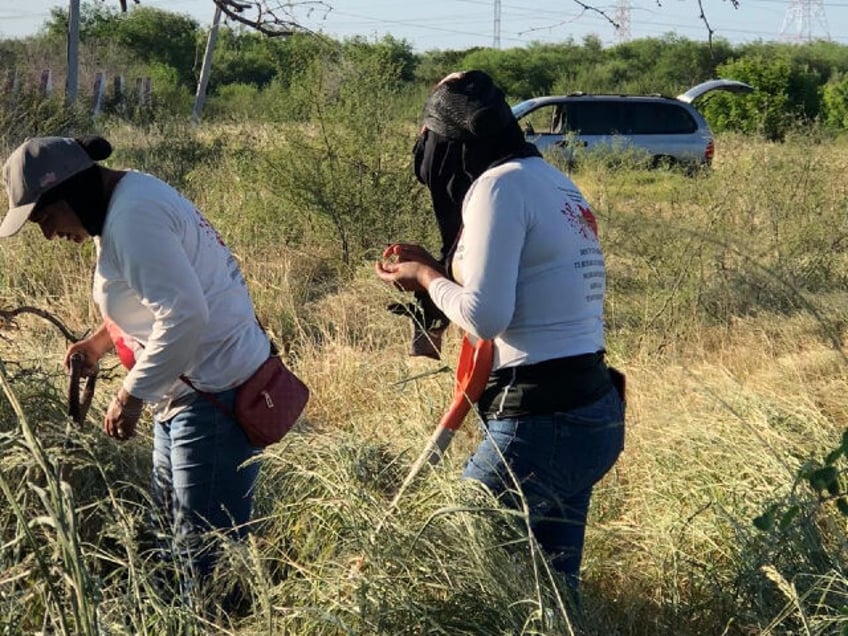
[[92, 171, 269, 416], [428, 156, 606, 370]]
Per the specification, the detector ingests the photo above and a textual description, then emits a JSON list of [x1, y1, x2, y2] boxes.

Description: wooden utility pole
[[493, 0, 501, 49], [192, 5, 222, 124], [66, 0, 80, 103]]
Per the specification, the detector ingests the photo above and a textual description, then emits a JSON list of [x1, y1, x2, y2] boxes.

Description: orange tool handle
[[389, 334, 495, 508], [437, 335, 494, 433]]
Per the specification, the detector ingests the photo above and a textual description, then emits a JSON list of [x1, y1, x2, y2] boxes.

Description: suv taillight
[[705, 138, 715, 165]]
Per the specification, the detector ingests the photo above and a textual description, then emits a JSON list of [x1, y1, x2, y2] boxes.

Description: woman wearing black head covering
[[377, 70, 626, 596]]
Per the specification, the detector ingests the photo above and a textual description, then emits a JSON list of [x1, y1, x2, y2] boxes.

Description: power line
[[7, 0, 848, 50]]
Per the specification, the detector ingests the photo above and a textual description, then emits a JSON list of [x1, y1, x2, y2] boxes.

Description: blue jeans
[[151, 388, 260, 602], [462, 388, 625, 590]]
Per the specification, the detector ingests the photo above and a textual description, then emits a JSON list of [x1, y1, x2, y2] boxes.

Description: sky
[[0, 0, 845, 50]]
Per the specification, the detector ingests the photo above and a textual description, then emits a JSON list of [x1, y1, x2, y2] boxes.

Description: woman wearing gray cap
[[0, 135, 271, 611], [376, 71, 626, 599]]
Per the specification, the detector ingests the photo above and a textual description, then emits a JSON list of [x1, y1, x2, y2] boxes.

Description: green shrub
[[821, 73, 848, 130], [701, 55, 821, 140], [255, 55, 433, 268]]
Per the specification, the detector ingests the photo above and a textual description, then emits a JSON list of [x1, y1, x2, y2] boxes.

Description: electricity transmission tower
[[493, 0, 502, 48], [779, 0, 830, 42], [614, 0, 632, 42]]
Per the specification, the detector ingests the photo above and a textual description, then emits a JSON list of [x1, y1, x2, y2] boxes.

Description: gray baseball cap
[[0, 137, 94, 238]]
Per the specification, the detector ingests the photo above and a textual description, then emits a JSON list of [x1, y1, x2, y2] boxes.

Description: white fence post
[[92, 71, 106, 116], [4, 69, 17, 95], [142, 77, 152, 107], [39, 69, 53, 97], [113, 75, 124, 102]]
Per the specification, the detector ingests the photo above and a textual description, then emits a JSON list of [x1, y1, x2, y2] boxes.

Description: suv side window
[[522, 104, 559, 135], [624, 102, 698, 134], [565, 101, 622, 135]]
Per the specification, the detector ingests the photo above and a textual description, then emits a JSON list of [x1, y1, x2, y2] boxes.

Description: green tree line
[[3, 1, 848, 139]]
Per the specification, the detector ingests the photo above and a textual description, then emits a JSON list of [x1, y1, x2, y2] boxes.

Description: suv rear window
[[563, 101, 697, 135]]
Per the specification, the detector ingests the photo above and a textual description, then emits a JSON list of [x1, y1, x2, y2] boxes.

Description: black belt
[[477, 351, 613, 419]]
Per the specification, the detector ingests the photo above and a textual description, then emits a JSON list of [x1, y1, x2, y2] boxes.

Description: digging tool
[[67, 352, 96, 427], [388, 334, 494, 510], [59, 353, 97, 482], [0, 308, 93, 421]]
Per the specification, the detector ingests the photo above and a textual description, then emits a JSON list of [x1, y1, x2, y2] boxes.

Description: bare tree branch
[[570, 0, 619, 31], [212, 0, 332, 37], [696, 0, 740, 50], [696, 0, 716, 48], [519, 0, 621, 35], [521, 0, 738, 55], [0, 307, 81, 343], [112, 0, 330, 35], [520, 2, 619, 37]]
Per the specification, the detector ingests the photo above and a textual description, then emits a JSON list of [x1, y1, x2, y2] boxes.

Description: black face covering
[[414, 129, 469, 263], [413, 123, 541, 265], [66, 167, 108, 236], [34, 165, 108, 236]]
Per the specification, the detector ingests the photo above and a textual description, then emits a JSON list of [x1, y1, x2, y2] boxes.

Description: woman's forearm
[[418, 265, 445, 291], [90, 322, 115, 355]]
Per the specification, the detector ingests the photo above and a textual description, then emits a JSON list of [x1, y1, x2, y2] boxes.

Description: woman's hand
[[104, 386, 143, 442], [376, 243, 444, 293], [383, 243, 444, 271], [64, 323, 114, 377]]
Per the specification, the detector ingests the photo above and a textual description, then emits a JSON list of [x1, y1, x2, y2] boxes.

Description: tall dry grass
[[2, 123, 848, 634]]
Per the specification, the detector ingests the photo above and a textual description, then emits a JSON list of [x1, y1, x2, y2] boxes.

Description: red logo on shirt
[[561, 201, 599, 241], [194, 208, 226, 247], [577, 205, 598, 239]]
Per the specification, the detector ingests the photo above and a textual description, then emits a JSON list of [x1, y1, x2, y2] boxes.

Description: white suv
[[512, 79, 753, 169]]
